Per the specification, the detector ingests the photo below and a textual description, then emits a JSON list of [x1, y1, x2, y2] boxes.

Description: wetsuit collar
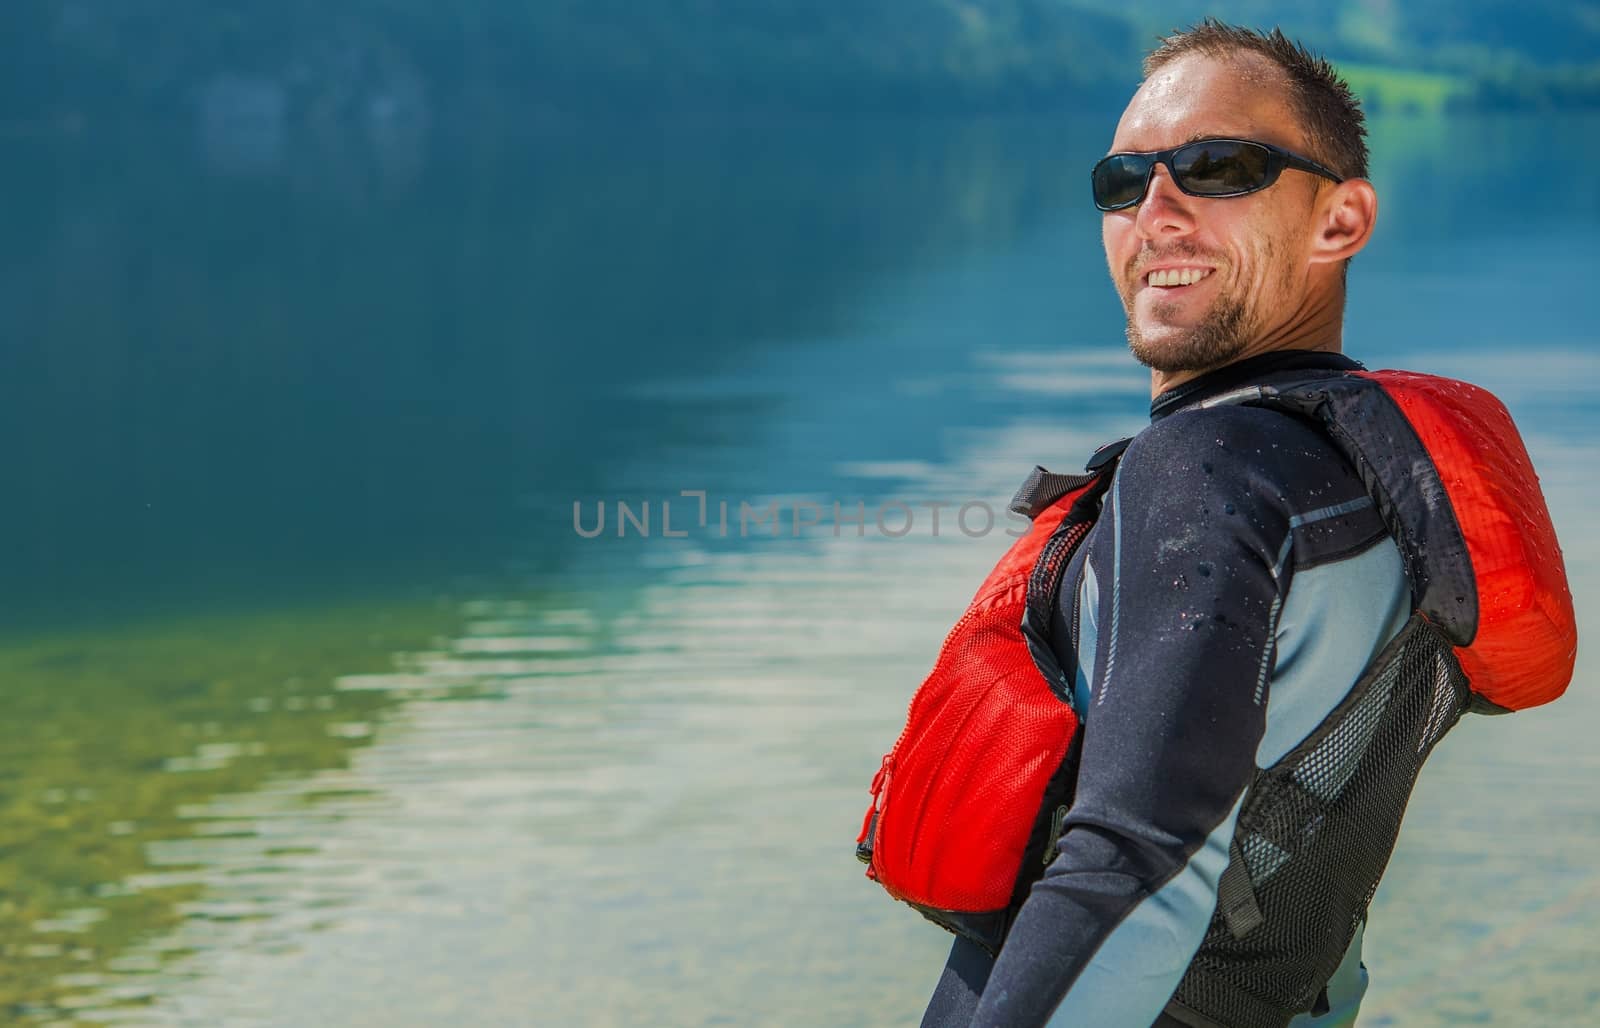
[[1149, 350, 1364, 422]]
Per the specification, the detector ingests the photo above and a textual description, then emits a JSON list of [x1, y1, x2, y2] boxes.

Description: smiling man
[[1105, 35, 1374, 389], [919, 22, 1395, 1028]]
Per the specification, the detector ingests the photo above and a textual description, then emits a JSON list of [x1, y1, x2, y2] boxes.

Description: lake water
[[3, 110, 1597, 1026]]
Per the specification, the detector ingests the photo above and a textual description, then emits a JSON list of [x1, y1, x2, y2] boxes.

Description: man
[[922, 21, 1393, 1028]]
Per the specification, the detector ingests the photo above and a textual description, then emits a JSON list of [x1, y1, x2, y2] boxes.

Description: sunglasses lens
[[1173, 141, 1270, 195], [1092, 154, 1152, 210]]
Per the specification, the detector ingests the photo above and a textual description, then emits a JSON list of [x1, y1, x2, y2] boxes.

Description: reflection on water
[[3, 111, 1598, 1025], [0, 113, 1095, 636], [0, 602, 455, 1022]]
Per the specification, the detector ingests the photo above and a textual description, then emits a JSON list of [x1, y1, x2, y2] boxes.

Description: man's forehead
[[1110, 53, 1301, 153]]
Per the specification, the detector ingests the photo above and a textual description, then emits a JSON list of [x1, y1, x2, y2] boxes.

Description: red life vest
[[854, 369, 1577, 956]]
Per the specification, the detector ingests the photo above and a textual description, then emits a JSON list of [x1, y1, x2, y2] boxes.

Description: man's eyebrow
[[1105, 132, 1239, 156]]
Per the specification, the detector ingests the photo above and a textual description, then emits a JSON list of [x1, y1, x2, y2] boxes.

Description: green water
[[4, 111, 1598, 1025]]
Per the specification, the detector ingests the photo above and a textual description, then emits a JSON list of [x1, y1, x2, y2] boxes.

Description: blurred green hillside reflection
[[0, 114, 1092, 638], [0, 600, 457, 1023]]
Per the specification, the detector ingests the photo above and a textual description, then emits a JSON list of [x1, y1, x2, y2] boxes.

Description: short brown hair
[[1143, 19, 1368, 182]]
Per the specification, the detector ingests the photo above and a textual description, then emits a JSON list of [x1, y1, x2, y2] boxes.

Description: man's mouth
[[1143, 266, 1215, 289]]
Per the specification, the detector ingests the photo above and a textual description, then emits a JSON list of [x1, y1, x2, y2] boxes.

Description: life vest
[[854, 369, 1576, 1020]]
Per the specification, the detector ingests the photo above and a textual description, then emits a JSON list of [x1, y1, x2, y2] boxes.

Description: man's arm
[[972, 407, 1362, 1027]]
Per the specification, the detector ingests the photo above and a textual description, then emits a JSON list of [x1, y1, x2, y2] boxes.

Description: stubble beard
[[1122, 227, 1303, 374], [1125, 292, 1252, 374]]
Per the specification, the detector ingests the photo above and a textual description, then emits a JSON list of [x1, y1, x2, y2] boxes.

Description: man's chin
[[1126, 324, 1201, 371], [1126, 322, 1249, 374]]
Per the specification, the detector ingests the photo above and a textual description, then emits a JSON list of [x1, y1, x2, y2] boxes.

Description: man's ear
[[1309, 178, 1378, 265]]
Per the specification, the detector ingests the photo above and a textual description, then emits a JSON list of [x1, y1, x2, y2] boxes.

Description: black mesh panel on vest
[[1167, 615, 1470, 1028]]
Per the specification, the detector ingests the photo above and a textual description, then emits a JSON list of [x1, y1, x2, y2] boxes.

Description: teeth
[[1149, 268, 1211, 287]]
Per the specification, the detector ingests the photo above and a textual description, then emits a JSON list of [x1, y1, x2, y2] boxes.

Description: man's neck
[[1147, 282, 1347, 398], [1149, 338, 1343, 398], [1148, 348, 1363, 421]]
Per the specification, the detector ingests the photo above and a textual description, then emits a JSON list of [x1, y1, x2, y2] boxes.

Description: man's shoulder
[[1122, 402, 1340, 484], [1111, 401, 1388, 572]]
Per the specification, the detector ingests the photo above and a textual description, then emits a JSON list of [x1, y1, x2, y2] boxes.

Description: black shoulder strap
[[1012, 441, 1127, 706], [1198, 374, 1477, 648], [1008, 437, 1131, 520]]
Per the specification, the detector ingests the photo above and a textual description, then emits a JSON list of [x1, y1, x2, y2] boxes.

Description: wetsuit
[[922, 350, 1408, 1028]]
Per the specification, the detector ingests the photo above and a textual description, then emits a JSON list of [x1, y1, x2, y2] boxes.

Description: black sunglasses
[[1091, 138, 1344, 212]]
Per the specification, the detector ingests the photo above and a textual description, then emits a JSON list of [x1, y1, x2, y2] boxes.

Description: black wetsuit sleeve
[[968, 408, 1301, 1027]]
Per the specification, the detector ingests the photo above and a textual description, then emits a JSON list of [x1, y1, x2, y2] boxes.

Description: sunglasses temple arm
[[1283, 153, 1345, 184]]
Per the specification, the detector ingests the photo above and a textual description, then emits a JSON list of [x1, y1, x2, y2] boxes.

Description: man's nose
[[1134, 164, 1195, 237]]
